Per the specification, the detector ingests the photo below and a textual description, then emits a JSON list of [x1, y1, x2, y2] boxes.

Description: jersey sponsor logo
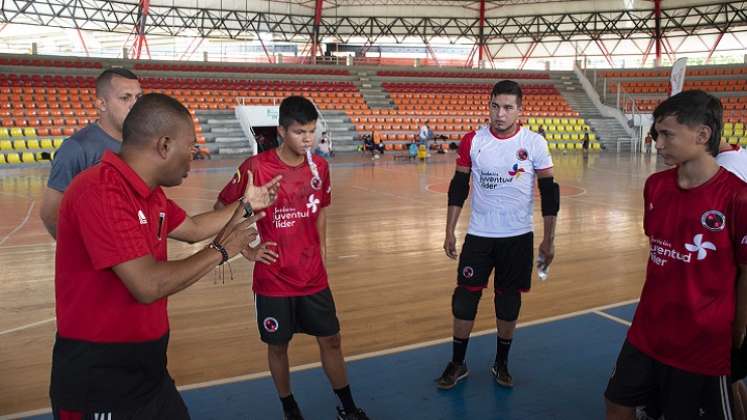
[[273, 206, 310, 229], [263, 317, 279, 333], [700, 210, 726, 232], [650, 237, 691, 266], [137, 210, 147, 225], [306, 194, 320, 214], [508, 163, 525, 179], [685, 234, 717, 261], [231, 168, 241, 184], [94, 414, 112, 420], [462, 266, 474, 279], [478, 169, 516, 189], [516, 148, 528, 161]]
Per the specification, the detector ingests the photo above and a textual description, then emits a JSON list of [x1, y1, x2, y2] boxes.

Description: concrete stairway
[[196, 110, 254, 156]]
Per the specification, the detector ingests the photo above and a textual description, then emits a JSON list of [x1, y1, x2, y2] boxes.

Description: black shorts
[[605, 340, 734, 420], [457, 232, 533, 292], [52, 375, 189, 420], [255, 288, 340, 345]]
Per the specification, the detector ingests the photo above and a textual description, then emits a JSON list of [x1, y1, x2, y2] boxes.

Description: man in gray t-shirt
[[40, 68, 143, 238]]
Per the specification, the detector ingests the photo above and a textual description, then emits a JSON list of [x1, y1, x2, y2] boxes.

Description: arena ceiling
[[0, 0, 745, 66]]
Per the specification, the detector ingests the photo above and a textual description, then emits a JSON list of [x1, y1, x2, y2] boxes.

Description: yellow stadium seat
[[729, 137, 739, 145], [40, 139, 53, 149], [12, 140, 26, 150], [562, 134, 570, 141], [528, 117, 536, 125], [592, 142, 602, 150], [0, 128, 9, 139], [23, 127, 36, 137], [548, 142, 557, 150], [546, 133, 555, 141], [589, 133, 597, 141], [21, 152, 35, 163], [725, 122, 734, 130], [575, 143, 583, 150], [741, 138, 747, 146], [735, 123, 744, 130], [557, 143, 566, 150], [10, 127, 24, 138], [560, 118, 569, 125], [0, 140, 11, 150], [53, 139, 64, 148], [26, 139, 40, 149], [571, 133, 580, 141], [536, 118, 545, 125], [0, 154, 5, 164], [6, 153, 20, 164]]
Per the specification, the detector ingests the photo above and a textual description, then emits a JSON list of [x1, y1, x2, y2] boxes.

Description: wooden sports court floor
[[0, 150, 661, 418]]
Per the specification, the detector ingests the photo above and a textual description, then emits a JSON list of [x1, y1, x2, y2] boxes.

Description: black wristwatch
[[239, 197, 253, 218]]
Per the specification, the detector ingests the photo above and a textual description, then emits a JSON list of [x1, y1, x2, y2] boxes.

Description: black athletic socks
[[280, 394, 299, 413], [452, 336, 470, 364], [334, 385, 357, 412], [496, 337, 513, 366]]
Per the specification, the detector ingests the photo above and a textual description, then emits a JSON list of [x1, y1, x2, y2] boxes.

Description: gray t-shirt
[[47, 124, 121, 192]]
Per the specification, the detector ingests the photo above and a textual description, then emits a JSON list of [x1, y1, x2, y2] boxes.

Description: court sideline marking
[[0, 200, 35, 247]]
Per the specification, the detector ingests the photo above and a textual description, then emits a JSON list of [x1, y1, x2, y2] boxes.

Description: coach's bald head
[[121, 93, 196, 187]]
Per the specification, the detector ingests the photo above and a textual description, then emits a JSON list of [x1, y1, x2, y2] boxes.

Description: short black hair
[[279, 96, 318, 128], [652, 90, 723, 156], [122, 93, 192, 147], [96, 68, 138, 97], [491, 80, 523, 107]]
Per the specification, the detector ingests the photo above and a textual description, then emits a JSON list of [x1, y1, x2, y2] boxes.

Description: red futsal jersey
[[218, 150, 331, 297], [628, 167, 747, 376]]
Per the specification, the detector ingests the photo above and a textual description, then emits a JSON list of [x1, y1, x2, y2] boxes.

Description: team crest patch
[[232, 169, 241, 184], [701, 210, 726, 232], [310, 177, 322, 190], [516, 148, 528, 161], [462, 266, 474, 279], [263, 317, 279, 333]]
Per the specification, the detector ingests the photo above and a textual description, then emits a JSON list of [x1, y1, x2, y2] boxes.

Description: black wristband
[[209, 241, 229, 265]]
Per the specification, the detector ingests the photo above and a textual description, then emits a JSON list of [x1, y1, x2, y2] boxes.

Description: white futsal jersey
[[717, 145, 747, 182], [456, 126, 553, 238]]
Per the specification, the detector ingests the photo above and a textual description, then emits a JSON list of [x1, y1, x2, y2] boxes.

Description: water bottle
[[536, 254, 549, 281]]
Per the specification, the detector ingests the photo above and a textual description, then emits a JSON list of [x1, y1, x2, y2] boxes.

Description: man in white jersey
[[718, 140, 747, 181], [436, 80, 559, 390]]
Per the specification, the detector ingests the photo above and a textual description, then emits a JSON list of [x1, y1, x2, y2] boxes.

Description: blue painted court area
[[25, 303, 639, 420]]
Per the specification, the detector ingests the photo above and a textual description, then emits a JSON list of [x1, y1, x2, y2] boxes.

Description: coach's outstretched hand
[[244, 171, 282, 211], [216, 212, 265, 258]]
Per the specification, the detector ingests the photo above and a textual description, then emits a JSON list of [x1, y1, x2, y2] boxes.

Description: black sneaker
[[284, 406, 305, 420], [490, 362, 513, 388], [435, 361, 469, 390], [336, 406, 370, 420]]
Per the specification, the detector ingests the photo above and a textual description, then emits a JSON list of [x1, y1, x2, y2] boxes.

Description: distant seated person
[[363, 135, 375, 154], [582, 130, 590, 151], [192, 144, 210, 160], [538, 125, 546, 138], [371, 132, 385, 158], [316, 138, 332, 158], [418, 121, 433, 145], [408, 141, 418, 160]]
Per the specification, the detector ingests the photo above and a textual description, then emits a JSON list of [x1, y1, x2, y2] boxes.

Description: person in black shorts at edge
[[436, 80, 559, 390], [604, 90, 747, 420]]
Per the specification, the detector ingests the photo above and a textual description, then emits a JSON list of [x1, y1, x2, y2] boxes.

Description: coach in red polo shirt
[[50, 93, 280, 420]]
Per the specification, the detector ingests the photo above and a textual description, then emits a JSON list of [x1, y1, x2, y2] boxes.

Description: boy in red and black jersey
[[216, 96, 369, 420], [605, 90, 747, 420]]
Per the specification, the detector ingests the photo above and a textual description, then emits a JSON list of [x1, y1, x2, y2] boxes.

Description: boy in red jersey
[[605, 90, 747, 420], [216, 96, 369, 420]]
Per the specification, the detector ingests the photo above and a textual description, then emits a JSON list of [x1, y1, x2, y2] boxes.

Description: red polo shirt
[[51, 150, 186, 411]]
